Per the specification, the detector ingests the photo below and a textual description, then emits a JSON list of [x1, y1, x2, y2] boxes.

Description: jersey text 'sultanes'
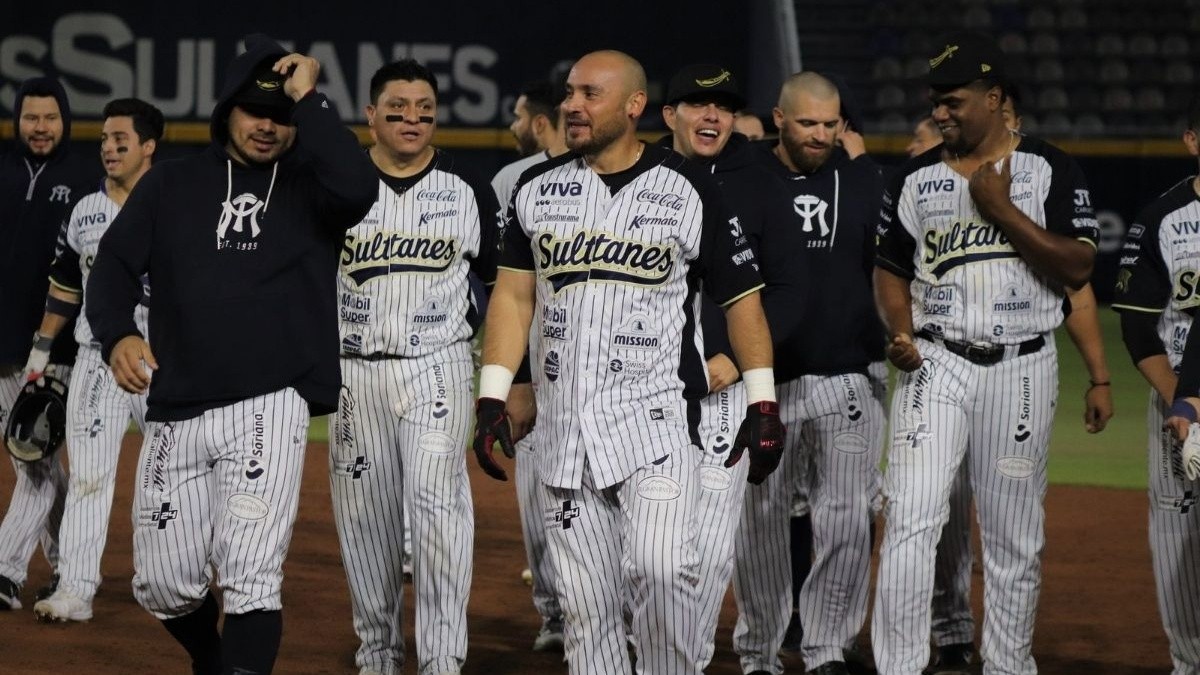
[[501, 144, 762, 490], [876, 135, 1099, 343]]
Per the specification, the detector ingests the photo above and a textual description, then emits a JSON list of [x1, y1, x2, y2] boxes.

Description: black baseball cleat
[[35, 573, 59, 602], [780, 611, 803, 652], [808, 662, 850, 675], [923, 642, 973, 674], [0, 575, 21, 610], [843, 645, 877, 674]]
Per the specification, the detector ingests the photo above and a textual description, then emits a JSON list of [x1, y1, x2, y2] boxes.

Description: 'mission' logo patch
[[922, 221, 1018, 277], [535, 231, 674, 292], [341, 230, 458, 285]]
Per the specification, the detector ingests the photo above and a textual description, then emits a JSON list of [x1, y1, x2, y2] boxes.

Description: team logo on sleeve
[[341, 230, 459, 285]]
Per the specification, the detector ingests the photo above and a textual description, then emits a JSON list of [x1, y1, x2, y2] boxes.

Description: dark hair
[[101, 98, 165, 143], [1188, 94, 1200, 132], [369, 59, 439, 104], [21, 80, 60, 100], [519, 80, 562, 129]]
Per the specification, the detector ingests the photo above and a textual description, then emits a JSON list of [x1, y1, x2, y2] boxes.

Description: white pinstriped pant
[[733, 373, 883, 673], [131, 388, 309, 619], [0, 368, 67, 586], [516, 435, 562, 624], [695, 383, 749, 670], [329, 347, 474, 675], [1146, 390, 1200, 674], [58, 345, 148, 602], [544, 447, 703, 674], [931, 456, 975, 648], [873, 339, 1057, 675]]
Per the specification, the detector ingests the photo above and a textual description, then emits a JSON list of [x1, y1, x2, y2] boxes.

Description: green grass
[[1048, 307, 1149, 490], [305, 310, 1151, 490]]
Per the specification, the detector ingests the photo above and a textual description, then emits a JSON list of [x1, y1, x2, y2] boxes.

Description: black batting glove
[[473, 397, 515, 481], [725, 401, 785, 484]]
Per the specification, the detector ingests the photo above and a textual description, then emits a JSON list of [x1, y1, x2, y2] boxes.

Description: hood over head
[[211, 34, 291, 147], [13, 76, 72, 159]]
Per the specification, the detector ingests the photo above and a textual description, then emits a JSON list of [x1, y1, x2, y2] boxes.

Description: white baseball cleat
[[33, 590, 92, 623]]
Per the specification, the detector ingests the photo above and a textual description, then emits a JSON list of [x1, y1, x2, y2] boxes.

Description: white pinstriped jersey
[[337, 150, 500, 358], [876, 135, 1099, 343], [1112, 177, 1200, 368], [501, 144, 763, 490], [50, 188, 150, 346], [492, 150, 551, 210]]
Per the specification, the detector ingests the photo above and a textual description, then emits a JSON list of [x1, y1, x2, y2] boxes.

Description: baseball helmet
[[5, 376, 68, 463]]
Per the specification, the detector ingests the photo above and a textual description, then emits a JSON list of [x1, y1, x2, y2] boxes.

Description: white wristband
[[742, 367, 776, 403], [478, 364, 515, 401]]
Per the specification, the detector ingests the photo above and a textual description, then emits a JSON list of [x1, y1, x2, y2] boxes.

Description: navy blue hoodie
[[656, 133, 807, 365], [754, 142, 885, 380], [86, 35, 377, 421], [0, 77, 97, 367]]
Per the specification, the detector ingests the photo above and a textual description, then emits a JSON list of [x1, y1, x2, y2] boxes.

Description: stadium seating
[[796, 0, 1197, 137]]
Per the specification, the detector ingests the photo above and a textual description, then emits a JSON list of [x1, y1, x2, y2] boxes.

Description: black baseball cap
[[231, 60, 292, 121], [665, 64, 746, 110], [926, 31, 1006, 88]]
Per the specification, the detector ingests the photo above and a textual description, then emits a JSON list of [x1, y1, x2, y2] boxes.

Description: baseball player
[[86, 35, 375, 674], [659, 63, 804, 671], [872, 31, 1099, 675], [733, 71, 886, 675], [1115, 96, 1200, 674], [329, 58, 499, 675], [915, 88, 1114, 673], [0, 76, 96, 611], [22, 98, 162, 623], [490, 78, 570, 652], [472, 50, 783, 675]]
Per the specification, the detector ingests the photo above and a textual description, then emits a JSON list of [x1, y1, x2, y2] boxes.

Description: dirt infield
[[1, 436, 1171, 673]]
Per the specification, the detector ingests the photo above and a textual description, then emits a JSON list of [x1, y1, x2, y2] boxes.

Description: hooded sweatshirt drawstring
[[24, 158, 46, 201], [223, 158, 279, 212]]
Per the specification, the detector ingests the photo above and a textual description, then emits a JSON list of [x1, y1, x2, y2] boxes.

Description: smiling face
[[929, 81, 1003, 155], [561, 53, 642, 156], [225, 105, 296, 166], [663, 98, 736, 160], [367, 78, 438, 161], [774, 89, 840, 173], [19, 95, 63, 157], [100, 115, 154, 183]]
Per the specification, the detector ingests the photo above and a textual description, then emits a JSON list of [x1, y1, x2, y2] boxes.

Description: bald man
[[733, 71, 885, 675], [472, 50, 782, 675]]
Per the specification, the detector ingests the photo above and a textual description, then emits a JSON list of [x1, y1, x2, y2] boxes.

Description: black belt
[[343, 352, 411, 362], [916, 330, 1046, 366]]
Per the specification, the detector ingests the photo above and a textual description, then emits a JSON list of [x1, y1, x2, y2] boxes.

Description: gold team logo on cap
[[695, 70, 732, 87], [929, 44, 959, 68], [981, 63, 992, 73], [256, 78, 282, 92]]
